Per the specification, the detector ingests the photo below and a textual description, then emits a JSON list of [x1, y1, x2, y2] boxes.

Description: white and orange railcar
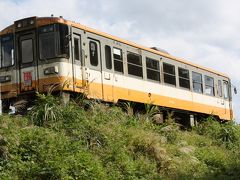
[[0, 16, 233, 120]]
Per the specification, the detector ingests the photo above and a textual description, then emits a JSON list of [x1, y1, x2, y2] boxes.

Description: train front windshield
[[1, 34, 14, 68], [38, 24, 69, 60]]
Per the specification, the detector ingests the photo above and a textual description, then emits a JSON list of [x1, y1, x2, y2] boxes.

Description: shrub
[[195, 117, 240, 149]]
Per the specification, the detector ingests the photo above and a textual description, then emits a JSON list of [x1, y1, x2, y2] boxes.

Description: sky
[[0, 0, 240, 121]]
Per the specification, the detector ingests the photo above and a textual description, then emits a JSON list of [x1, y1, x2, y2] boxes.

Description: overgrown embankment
[[0, 94, 240, 179]]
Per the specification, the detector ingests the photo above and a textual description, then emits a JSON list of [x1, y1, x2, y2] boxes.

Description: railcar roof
[[0, 16, 229, 78]]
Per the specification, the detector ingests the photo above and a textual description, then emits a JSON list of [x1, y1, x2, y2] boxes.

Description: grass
[[0, 93, 240, 179]]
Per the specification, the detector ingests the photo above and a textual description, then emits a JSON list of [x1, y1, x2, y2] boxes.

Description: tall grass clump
[[30, 93, 62, 126]]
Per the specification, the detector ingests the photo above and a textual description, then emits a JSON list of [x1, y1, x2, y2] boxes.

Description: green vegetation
[[0, 93, 240, 179]]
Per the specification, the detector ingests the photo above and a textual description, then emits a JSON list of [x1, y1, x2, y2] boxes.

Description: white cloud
[[0, 0, 240, 121]]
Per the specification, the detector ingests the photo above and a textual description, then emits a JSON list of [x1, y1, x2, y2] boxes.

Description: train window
[[59, 24, 69, 57], [39, 24, 69, 60], [205, 75, 215, 96], [178, 67, 190, 89], [218, 80, 222, 97], [146, 57, 160, 82], [223, 81, 229, 99], [127, 52, 143, 78], [39, 25, 54, 33], [21, 39, 33, 63], [192, 72, 203, 93], [105, 45, 112, 69], [113, 48, 123, 73], [89, 41, 98, 66], [163, 63, 176, 86], [39, 32, 56, 59], [1, 34, 14, 67], [74, 38, 80, 61]]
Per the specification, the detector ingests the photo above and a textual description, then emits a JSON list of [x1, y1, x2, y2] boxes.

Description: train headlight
[[14, 17, 36, 31], [0, 75, 11, 83], [44, 66, 59, 75], [30, 19, 35, 25], [5, 75, 11, 81], [17, 23, 22, 28]]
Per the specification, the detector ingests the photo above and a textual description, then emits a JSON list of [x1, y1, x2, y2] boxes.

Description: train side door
[[101, 45, 114, 102], [72, 33, 83, 91], [86, 38, 103, 99], [223, 80, 232, 118], [17, 31, 38, 92]]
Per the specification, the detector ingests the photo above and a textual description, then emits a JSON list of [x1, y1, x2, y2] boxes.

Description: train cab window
[[39, 25, 56, 59], [21, 39, 34, 63], [74, 38, 80, 61], [59, 24, 69, 57], [178, 67, 190, 89], [39, 24, 69, 60], [89, 41, 98, 66], [223, 81, 229, 99], [146, 57, 160, 82], [218, 80, 222, 97], [205, 75, 215, 96], [105, 45, 112, 69], [163, 63, 176, 86], [192, 72, 203, 93], [113, 48, 123, 73], [1, 34, 14, 67], [127, 52, 143, 78]]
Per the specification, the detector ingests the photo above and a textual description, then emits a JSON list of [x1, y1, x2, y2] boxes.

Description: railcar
[[0, 16, 233, 121]]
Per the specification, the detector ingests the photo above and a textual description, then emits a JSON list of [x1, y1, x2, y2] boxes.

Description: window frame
[[163, 62, 176, 86], [218, 80, 222, 97], [39, 31, 58, 60], [178, 67, 190, 89], [1, 34, 14, 68], [74, 37, 80, 61], [223, 80, 229, 100], [105, 45, 112, 70], [113, 47, 124, 73], [204, 75, 215, 96], [192, 71, 203, 94], [89, 41, 99, 67], [59, 24, 69, 58], [127, 52, 143, 78], [38, 24, 69, 60], [21, 38, 34, 64], [146, 57, 160, 82]]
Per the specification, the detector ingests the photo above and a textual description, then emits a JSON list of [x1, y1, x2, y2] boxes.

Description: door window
[[89, 41, 98, 66], [74, 38, 80, 61], [105, 45, 112, 70], [21, 39, 33, 63]]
